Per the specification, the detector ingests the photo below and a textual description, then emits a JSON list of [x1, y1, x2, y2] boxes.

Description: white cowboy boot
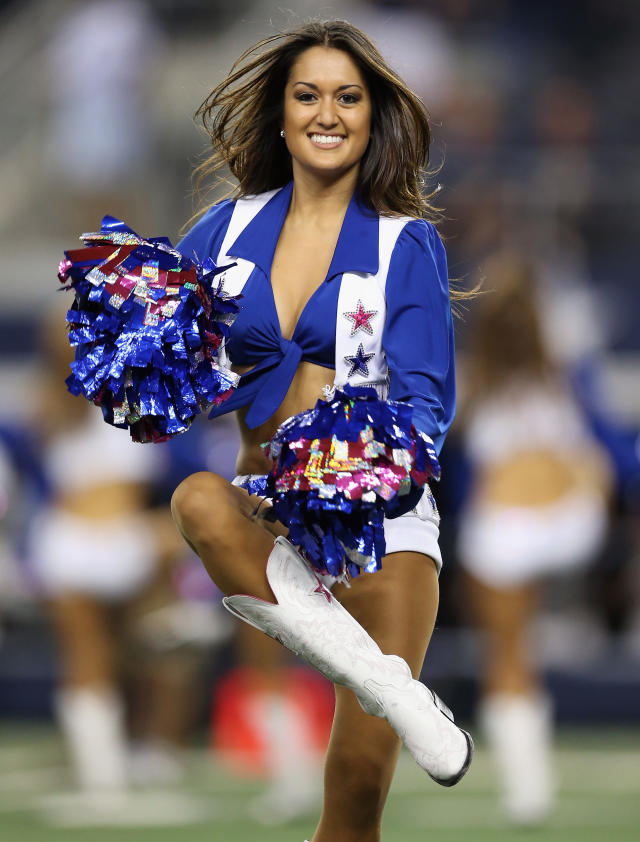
[[480, 692, 555, 825], [223, 536, 473, 786], [56, 685, 128, 791]]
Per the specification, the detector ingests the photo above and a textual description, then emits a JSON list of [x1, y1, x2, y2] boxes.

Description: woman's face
[[283, 46, 372, 182]]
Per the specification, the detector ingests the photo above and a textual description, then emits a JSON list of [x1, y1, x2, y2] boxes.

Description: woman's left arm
[[383, 220, 456, 456]]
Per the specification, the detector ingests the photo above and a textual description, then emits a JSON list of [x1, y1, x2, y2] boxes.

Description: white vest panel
[[334, 215, 411, 397]]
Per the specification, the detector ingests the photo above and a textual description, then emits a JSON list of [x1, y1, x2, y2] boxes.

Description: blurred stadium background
[[1, 0, 639, 839]]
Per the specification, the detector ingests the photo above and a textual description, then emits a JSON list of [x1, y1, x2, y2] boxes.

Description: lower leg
[[464, 573, 554, 823], [49, 594, 128, 790], [311, 553, 443, 842], [49, 593, 115, 688], [313, 689, 400, 842], [463, 573, 539, 696]]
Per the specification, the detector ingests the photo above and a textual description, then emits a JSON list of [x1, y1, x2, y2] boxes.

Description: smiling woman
[[191, 20, 438, 221], [282, 47, 371, 177], [172, 20, 472, 842]]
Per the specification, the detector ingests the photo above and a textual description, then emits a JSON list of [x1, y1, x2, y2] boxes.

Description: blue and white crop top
[[177, 181, 456, 454]]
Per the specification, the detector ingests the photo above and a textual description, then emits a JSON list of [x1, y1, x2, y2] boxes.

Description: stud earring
[[280, 129, 285, 138]]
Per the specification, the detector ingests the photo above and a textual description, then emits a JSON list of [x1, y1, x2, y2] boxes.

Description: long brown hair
[[193, 20, 437, 221], [465, 251, 555, 402]]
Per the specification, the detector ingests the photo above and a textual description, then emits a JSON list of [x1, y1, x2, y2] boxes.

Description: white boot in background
[[480, 692, 555, 825], [224, 536, 472, 786], [247, 691, 320, 824], [56, 685, 128, 791]]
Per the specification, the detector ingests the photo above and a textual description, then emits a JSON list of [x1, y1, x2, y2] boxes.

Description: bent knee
[[171, 472, 231, 545]]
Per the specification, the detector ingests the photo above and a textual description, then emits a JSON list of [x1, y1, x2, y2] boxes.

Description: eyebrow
[[293, 81, 363, 91]]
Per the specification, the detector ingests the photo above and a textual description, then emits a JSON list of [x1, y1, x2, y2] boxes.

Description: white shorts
[[232, 475, 442, 575], [457, 490, 607, 588], [28, 507, 157, 600]]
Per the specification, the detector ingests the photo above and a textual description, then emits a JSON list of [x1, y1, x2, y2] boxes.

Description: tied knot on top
[[263, 384, 441, 579], [58, 215, 241, 442], [243, 337, 303, 428]]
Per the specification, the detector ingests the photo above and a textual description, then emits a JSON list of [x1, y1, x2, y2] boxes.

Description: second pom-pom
[[263, 384, 441, 579]]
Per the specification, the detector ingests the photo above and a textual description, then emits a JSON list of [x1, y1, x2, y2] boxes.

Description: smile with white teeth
[[309, 133, 345, 146]]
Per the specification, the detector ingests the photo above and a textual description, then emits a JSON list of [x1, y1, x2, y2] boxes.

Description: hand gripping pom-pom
[[58, 215, 240, 442], [263, 385, 441, 579]]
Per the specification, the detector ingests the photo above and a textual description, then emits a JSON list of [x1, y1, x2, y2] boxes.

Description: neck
[[289, 165, 359, 224]]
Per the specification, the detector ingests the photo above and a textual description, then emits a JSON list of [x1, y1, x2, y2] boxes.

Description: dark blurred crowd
[[0, 0, 639, 827]]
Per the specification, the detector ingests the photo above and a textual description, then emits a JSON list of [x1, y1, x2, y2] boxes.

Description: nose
[[316, 95, 338, 128]]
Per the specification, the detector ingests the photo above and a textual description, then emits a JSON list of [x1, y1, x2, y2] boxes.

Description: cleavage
[[270, 220, 341, 341]]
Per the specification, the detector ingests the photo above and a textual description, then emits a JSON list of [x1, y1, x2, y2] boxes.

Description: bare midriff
[[57, 482, 150, 519], [478, 450, 600, 508], [231, 185, 351, 477], [234, 360, 334, 476]]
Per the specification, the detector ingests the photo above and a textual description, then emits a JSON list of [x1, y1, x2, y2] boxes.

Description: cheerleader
[[30, 313, 185, 792], [456, 252, 611, 825], [169, 21, 472, 842]]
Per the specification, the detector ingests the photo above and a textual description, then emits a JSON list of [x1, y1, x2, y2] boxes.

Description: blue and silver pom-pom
[[263, 384, 440, 579], [58, 215, 240, 442]]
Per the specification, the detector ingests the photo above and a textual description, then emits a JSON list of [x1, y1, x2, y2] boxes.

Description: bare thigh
[[49, 593, 116, 687], [171, 472, 286, 600], [462, 570, 540, 696]]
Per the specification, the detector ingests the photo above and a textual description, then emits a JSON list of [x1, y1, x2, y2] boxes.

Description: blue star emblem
[[344, 343, 375, 378]]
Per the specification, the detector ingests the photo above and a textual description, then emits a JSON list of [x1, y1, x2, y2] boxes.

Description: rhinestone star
[[344, 343, 375, 378], [344, 299, 377, 336]]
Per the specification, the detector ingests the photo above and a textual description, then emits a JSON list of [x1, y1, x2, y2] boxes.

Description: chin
[[297, 155, 361, 178]]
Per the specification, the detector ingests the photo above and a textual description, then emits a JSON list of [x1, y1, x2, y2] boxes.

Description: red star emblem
[[313, 582, 332, 603], [344, 300, 377, 336]]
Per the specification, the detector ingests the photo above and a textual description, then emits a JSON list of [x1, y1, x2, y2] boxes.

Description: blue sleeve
[[383, 219, 456, 455], [175, 198, 236, 263]]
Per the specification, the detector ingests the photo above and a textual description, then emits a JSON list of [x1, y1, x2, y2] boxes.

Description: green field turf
[[0, 724, 638, 842]]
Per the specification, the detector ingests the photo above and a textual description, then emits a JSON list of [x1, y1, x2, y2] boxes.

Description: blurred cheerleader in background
[[456, 251, 612, 825], [28, 310, 193, 794]]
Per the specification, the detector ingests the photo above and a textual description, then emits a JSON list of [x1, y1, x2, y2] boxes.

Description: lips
[[308, 133, 345, 148]]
